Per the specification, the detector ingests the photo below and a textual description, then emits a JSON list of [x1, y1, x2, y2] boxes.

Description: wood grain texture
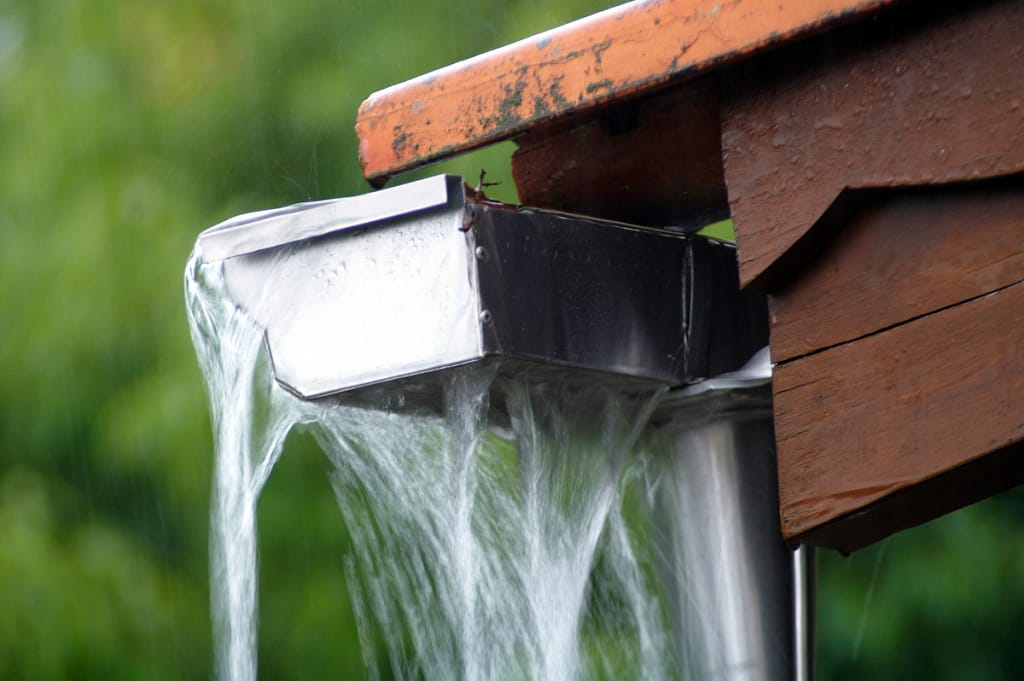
[[797, 440, 1024, 553], [721, 0, 1024, 289], [774, 281, 1024, 544], [769, 181, 1024, 363]]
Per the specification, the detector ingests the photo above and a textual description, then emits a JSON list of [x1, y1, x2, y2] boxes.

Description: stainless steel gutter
[[196, 175, 767, 405]]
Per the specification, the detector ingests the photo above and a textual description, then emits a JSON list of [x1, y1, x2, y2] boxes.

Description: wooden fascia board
[[355, 0, 900, 184]]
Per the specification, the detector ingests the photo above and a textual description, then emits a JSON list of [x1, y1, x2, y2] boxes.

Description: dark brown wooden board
[[769, 180, 1024, 363], [720, 0, 1024, 289], [774, 280, 1024, 547], [511, 81, 728, 229], [796, 439, 1024, 553]]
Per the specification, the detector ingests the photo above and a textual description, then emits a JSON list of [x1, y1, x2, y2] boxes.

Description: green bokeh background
[[1, 0, 1021, 678]]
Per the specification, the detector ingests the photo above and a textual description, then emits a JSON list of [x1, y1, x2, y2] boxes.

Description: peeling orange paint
[[355, 0, 901, 183]]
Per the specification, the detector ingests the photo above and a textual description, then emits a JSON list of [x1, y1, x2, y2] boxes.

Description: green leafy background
[[1, 0, 1022, 678]]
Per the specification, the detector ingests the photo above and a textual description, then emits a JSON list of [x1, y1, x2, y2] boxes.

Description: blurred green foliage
[[1, 0, 1022, 678]]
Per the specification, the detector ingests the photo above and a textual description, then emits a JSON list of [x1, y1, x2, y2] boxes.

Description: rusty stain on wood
[[356, 0, 900, 184], [721, 0, 1024, 288], [774, 278, 1024, 546], [768, 179, 1024, 363]]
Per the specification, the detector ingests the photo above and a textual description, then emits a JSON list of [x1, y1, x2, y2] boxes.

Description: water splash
[[186, 250, 319, 681], [852, 537, 891, 659], [186, 248, 677, 681]]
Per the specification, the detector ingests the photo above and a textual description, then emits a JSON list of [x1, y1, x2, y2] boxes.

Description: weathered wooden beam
[[721, 0, 1024, 289], [356, 0, 901, 184], [511, 81, 727, 228]]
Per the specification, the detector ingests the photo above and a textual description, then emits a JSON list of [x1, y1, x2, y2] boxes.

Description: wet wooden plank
[[768, 181, 1024, 363], [721, 0, 1024, 289], [356, 0, 900, 184], [774, 280, 1024, 548], [797, 440, 1024, 553]]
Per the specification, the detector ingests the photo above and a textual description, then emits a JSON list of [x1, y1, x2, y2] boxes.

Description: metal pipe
[[648, 352, 812, 681], [794, 545, 816, 681]]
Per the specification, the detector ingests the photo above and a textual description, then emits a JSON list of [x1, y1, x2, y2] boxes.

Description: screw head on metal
[[474, 246, 488, 261], [479, 309, 492, 324]]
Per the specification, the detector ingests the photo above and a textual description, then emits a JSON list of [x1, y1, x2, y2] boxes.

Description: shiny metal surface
[[197, 174, 458, 262], [214, 204, 481, 399], [195, 175, 767, 402], [794, 545, 816, 681], [650, 366, 809, 681]]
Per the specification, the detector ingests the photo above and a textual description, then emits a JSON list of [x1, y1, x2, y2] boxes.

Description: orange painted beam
[[356, 0, 901, 184]]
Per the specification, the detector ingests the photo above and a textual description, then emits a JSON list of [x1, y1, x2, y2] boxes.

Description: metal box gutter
[[196, 175, 766, 404]]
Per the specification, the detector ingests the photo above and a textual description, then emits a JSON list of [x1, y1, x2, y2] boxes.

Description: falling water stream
[[186, 248, 681, 681]]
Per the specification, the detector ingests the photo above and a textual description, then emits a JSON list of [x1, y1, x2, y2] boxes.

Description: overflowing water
[[186, 248, 681, 681]]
